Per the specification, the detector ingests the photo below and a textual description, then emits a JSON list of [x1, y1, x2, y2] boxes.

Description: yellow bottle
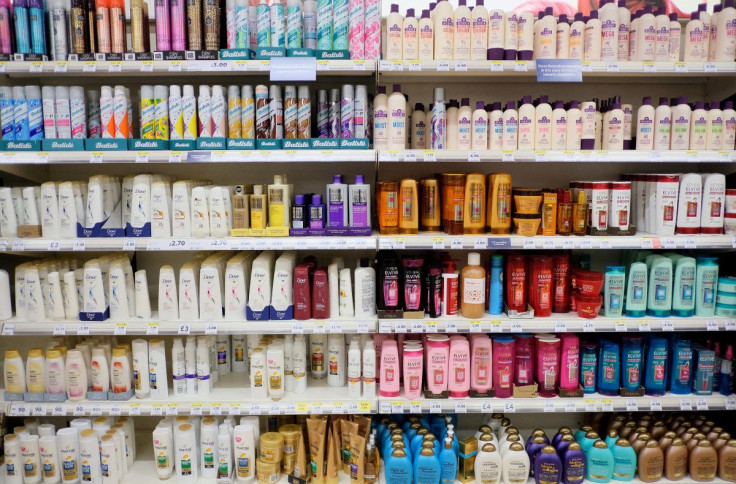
[[487, 173, 512, 234], [399, 178, 419, 234], [250, 185, 268, 230], [463, 173, 486, 234]]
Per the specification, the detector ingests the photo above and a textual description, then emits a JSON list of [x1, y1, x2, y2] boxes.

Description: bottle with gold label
[[378, 181, 400, 235], [462, 173, 486, 234], [639, 440, 664, 482], [719, 439, 736, 482], [420, 178, 441, 232], [250, 348, 267, 399], [399, 178, 418, 234], [487, 173, 512, 234], [689, 439, 717, 482], [665, 438, 688, 481]]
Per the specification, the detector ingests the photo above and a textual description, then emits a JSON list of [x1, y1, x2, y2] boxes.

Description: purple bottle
[[562, 442, 587, 484], [552, 427, 573, 448], [527, 436, 548, 477], [309, 194, 325, 229], [527, 430, 550, 449], [556, 434, 575, 459], [534, 445, 562, 484]]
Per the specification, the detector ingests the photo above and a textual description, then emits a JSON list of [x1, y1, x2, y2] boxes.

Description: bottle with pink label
[[402, 341, 423, 399], [426, 334, 449, 396], [536, 336, 560, 397], [492, 336, 515, 398]]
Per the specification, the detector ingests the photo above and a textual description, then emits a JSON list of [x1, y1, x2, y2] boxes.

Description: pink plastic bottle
[[514, 335, 535, 386], [379, 339, 400, 397], [536, 336, 561, 397], [471, 335, 492, 393], [403, 342, 424, 399], [559, 334, 580, 392], [426, 335, 450, 395], [449, 337, 470, 398], [492, 336, 515, 398]]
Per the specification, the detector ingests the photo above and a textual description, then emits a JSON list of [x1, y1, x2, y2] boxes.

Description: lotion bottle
[[470, 0, 488, 60]]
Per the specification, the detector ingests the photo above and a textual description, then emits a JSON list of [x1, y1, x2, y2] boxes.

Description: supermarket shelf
[[377, 315, 736, 334], [0, 59, 375, 77], [378, 149, 736, 163], [378, 393, 736, 414], [4, 374, 376, 417], [1, 317, 376, 336], [0, 235, 377, 252], [377, 233, 736, 250], [378, 60, 736, 78], [0, 149, 376, 164]]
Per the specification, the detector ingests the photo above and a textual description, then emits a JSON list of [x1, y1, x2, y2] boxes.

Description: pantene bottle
[[665, 438, 688, 480], [433, 0, 454, 60], [584, 10, 602, 61], [470, 0, 488, 60], [719, 440, 736, 481], [385, 4, 403, 60], [690, 439, 718, 481], [685, 12, 706, 60], [403, 9, 418, 60], [461, 252, 485, 318], [66, 349, 88, 401], [639, 439, 664, 482], [26, 348, 45, 394], [419, 10, 434, 60]]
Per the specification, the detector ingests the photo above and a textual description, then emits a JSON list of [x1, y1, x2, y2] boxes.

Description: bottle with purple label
[[309, 194, 325, 229], [349, 175, 370, 228], [326, 174, 348, 228]]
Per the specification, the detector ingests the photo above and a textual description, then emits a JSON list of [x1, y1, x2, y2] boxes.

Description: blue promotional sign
[[536, 59, 583, 82]]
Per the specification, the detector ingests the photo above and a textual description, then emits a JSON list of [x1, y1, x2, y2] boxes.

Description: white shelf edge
[[377, 315, 736, 334], [0, 149, 376, 164], [0, 235, 378, 252], [378, 60, 736, 76], [378, 233, 736, 250], [0, 59, 376, 75], [378, 149, 736, 163]]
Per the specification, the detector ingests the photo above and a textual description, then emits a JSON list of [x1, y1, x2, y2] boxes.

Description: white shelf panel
[[0, 149, 376, 164], [378, 393, 736, 414], [0, 235, 377, 252], [1, 59, 375, 76], [2, 317, 376, 336], [379, 60, 736, 77], [377, 315, 735, 334], [378, 149, 736, 163], [5, 375, 376, 417], [378, 233, 736, 250]]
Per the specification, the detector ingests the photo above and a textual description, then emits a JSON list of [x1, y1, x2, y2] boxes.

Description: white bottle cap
[[154, 85, 168, 99], [228, 85, 240, 99], [212, 85, 224, 97], [253, 185, 263, 195], [114, 86, 126, 97], [319, 89, 327, 102], [183, 85, 194, 97], [269, 85, 281, 99], [12, 86, 25, 99], [242, 85, 254, 98], [341, 84, 354, 99], [468, 252, 481, 266], [356, 85, 367, 99], [141, 85, 154, 99], [24, 85, 40, 99], [298, 86, 310, 99], [70, 86, 85, 100], [199, 85, 211, 97], [55, 85, 69, 99], [42, 85, 55, 99], [330, 88, 339, 102], [434, 87, 445, 101], [170, 85, 181, 98]]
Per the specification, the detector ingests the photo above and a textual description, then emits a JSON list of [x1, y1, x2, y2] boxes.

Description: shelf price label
[[584, 400, 596, 412], [469, 321, 482, 333], [601, 399, 614, 412], [147, 323, 159, 335], [249, 403, 262, 415], [73, 404, 85, 416], [490, 320, 502, 333], [554, 321, 567, 333], [638, 321, 651, 332], [128, 403, 141, 416], [73, 241, 86, 251], [411, 321, 424, 333], [467, 151, 480, 162], [725, 398, 736, 410], [178, 323, 191, 335], [625, 399, 638, 412], [661, 320, 675, 331], [429, 401, 442, 414], [680, 399, 692, 411], [432, 238, 446, 249], [543, 401, 555, 413], [454, 401, 467, 413], [696, 399, 709, 411], [52, 405, 66, 416], [77, 324, 90, 336], [726, 319, 736, 331], [209, 403, 222, 415], [395, 321, 407, 333], [481, 401, 492, 413], [359, 401, 371, 413], [650, 399, 662, 412], [474, 238, 488, 249], [31, 404, 46, 416], [15, 404, 29, 416], [564, 401, 577, 412], [425, 321, 437, 333], [205, 323, 218, 335], [2, 323, 14, 335], [114, 323, 127, 335], [454, 61, 468, 71], [313, 321, 326, 333], [583, 321, 595, 332], [53, 323, 66, 335], [12, 240, 24, 251], [445, 321, 457, 333], [511, 321, 523, 333], [190, 403, 203, 416], [90, 405, 103, 416], [614, 321, 627, 332], [296, 402, 309, 414], [706, 320, 719, 331], [391, 401, 404, 414], [503, 401, 516, 413], [270, 402, 281, 415], [410, 401, 422, 414], [501, 151, 515, 162], [229, 403, 241, 415], [166, 403, 179, 416]]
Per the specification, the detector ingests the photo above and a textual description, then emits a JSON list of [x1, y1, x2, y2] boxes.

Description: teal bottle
[[439, 438, 457, 484], [414, 447, 441, 484], [586, 441, 614, 483], [385, 449, 413, 484], [411, 430, 428, 458], [611, 439, 636, 481], [575, 426, 593, 443], [605, 430, 619, 450], [580, 432, 601, 454]]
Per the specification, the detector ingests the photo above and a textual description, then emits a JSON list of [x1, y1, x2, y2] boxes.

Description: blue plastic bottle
[[605, 430, 619, 449], [611, 439, 636, 481], [720, 345, 733, 396], [621, 337, 643, 392], [580, 432, 600, 454], [410, 430, 428, 458], [414, 447, 441, 484], [598, 340, 620, 396], [489, 255, 503, 314], [586, 441, 614, 483], [439, 438, 457, 484], [385, 448, 413, 484], [580, 344, 598, 394], [644, 337, 668, 396], [669, 338, 693, 394]]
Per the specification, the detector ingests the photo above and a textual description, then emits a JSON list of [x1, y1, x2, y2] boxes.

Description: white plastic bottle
[[385, 4, 403, 60], [637, 6, 656, 60], [197, 336, 211, 396], [446, 99, 459, 149], [503, 12, 518, 60], [347, 338, 362, 398], [552, 101, 567, 150], [387, 84, 406, 149], [599, 0, 618, 61], [617, 0, 631, 60], [709, 5, 720, 62], [233, 424, 255, 483], [327, 334, 345, 387], [148, 339, 169, 399], [517, 96, 535, 150], [502, 101, 518, 150], [91, 347, 110, 393], [722, 101, 735, 150], [470, 0, 488, 60], [66, 349, 88, 401], [606, 98, 625, 150], [471, 101, 488, 150], [569, 13, 585, 59], [535, 8, 557, 59], [584, 10, 602, 60], [556, 14, 570, 58], [699, 4, 711, 59], [517, 11, 534, 60], [402, 8, 418, 60], [534, 95, 552, 150], [250, 347, 267, 399], [457, 98, 472, 150], [453, 0, 471, 60], [654, 8, 670, 60], [372, 86, 388, 149], [418, 9, 434, 60], [689, 101, 708, 150], [132, 339, 150, 399], [411, 103, 427, 149], [669, 12, 681, 61], [566, 100, 582, 149], [172, 338, 186, 396], [671, 96, 692, 150], [684, 11, 706, 61], [266, 344, 285, 400], [488, 9, 504, 60], [654, 97, 672, 150], [636, 96, 655, 150], [292, 335, 307, 394], [361, 339, 376, 397], [200, 417, 219, 478], [706, 101, 724, 150], [175, 423, 198, 483], [354, 260, 376, 317], [152, 426, 173, 480], [714, 0, 736, 61], [433, 0, 454, 60]]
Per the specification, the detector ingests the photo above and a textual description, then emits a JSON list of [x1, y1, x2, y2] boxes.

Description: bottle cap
[[590, 10, 598, 18], [312, 194, 322, 204], [390, 3, 398, 13], [467, 252, 481, 266], [406, 8, 414, 17], [332, 174, 342, 184], [593, 440, 608, 449], [559, 13, 567, 22], [461, 97, 469, 106], [421, 9, 430, 18], [377, 86, 386, 95], [355, 174, 364, 184], [415, 102, 425, 111], [392, 84, 401, 93]]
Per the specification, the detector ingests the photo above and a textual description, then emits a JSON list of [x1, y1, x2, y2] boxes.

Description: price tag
[[313, 321, 326, 333], [393, 237, 405, 249], [641, 238, 654, 249], [661, 320, 674, 331], [501, 150, 515, 162], [168, 152, 182, 163], [407, 60, 421, 71], [135, 152, 149, 163], [674, 62, 687, 73], [514, 61, 527, 71], [203, 322, 218, 335], [503, 401, 516, 413], [580, 239, 593, 249], [15, 404, 30, 416], [696, 398, 709, 411], [454, 61, 468, 71], [726, 398, 736, 410], [77, 324, 90, 335], [229, 403, 241, 415], [454, 401, 467, 413], [72, 241, 86, 251], [580, 61, 592, 72], [54, 61, 70, 73], [564, 401, 577, 412], [147, 323, 159, 335], [432, 238, 446, 249], [562, 239, 576, 250], [52, 405, 66, 416], [602, 399, 614, 412], [554, 321, 567, 333], [270, 402, 281, 414], [542, 239, 556, 250], [28, 61, 43, 72], [410, 401, 422, 414], [379, 320, 391, 333], [445, 321, 457, 333], [642, 62, 656, 72], [436, 61, 450, 71], [90, 405, 103, 416], [1, 323, 13, 335], [467, 151, 480, 162], [511, 321, 523, 333], [411, 321, 424, 333], [490, 61, 503, 72], [32, 404, 46, 416], [581, 400, 594, 412], [650, 399, 662, 411], [615, 321, 627, 332], [403, 151, 417, 162], [490, 320, 502, 333], [423, 151, 437, 162], [481, 401, 492, 413], [534, 151, 547, 162], [625, 399, 638, 412], [140, 61, 153, 72], [663, 238, 676, 249], [425, 321, 437, 333], [598, 239, 612, 249], [83, 61, 97, 72], [391, 401, 404, 414], [168, 61, 182, 71], [190, 404, 203, 416], [450, 238, 463, 249], [332, 402, 345, 414], [53, 323, 66, 335], [583, 321, 595, 332], [522, 239, 535, 250], [680, 399, 692, 411], [287, 321, 303, 334], [150, 404, 163, 416], [90, 152, 103, 163], [73, 404, 85, 416], [543, 401, 555, 413], [12, 240, 24, 251], [108, 61, 122, 72], [704, 62, 717, 73], [469, 320, 482, 333], [165, 403, 178, 416], [178, 323, 191, 335], [123, 240, 136, 250], [725, 319, 736, 331], [250, 403, 262, 415], [429, 401, 442, 413], [128, 403, 141, 416], [706, 320, 719, 331], [638, 321, 651, 332], [46, 240, 61, 251], [474, 238, 488, 249], [296, 402, 309, 414], [114, 323, 127, 335], [606, 62, 619, 72], [684, 238, 697, 249]]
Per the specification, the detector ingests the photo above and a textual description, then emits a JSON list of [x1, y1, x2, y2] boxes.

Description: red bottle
[[293, 264, 311, 320], [506, 255, 527, 313], [529, 256, 553, 317], [312, 268, 330, 318], [552, 253, 571, 313]]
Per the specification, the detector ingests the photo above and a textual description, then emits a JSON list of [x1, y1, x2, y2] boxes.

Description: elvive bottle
[[670, 338, 693, 394], [644, 337, 668, 396], [671, 255, 696, 317], [621, 337, 643, 392], [625, 262, 647, 317], [378, 251, 400, 311], [597, 340, 620, 396], [695, 256, 719, 317], [587, 441, 614, 483], [646, 256, 673, 317], [580, 343, 598, 393], [559, 334, 579, 393]]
